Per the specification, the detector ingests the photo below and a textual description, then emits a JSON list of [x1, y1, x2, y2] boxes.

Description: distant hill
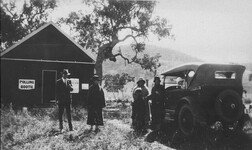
[[144, 45, 201, 73], [103, 45, 201, 78], [104, 44, 252, 80]]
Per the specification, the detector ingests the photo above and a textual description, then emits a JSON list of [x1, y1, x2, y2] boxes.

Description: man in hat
[[132, 77, 149, 133], [56, 69, 73, 132], [147, 77, 165, 131], [87, 75, 106, 132]]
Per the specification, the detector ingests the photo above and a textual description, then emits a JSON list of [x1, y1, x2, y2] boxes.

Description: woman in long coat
[[148, 77, 165, 130], [132, 88, 146, 133], [87, 75, 106, 132]]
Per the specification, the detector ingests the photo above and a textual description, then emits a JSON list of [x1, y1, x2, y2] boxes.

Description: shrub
[[48, 106, 59, 121], [29, 107, 53, 119], [71, 106, 87, 121]]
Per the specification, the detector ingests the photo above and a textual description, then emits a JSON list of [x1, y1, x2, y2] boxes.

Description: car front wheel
[[178, 104, 198, 136]]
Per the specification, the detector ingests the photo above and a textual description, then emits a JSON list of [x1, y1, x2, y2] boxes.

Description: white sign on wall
[[19, 79, 35, 90], [81, 83, 89, 90], [69, 78, 79, 93]]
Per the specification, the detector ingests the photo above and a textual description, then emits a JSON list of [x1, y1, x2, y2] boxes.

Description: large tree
[[1, 0, 57, 50], [58, 0, 172, 78]]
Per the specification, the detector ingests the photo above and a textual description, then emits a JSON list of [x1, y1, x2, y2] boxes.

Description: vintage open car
[[161, 62, 249, 135]]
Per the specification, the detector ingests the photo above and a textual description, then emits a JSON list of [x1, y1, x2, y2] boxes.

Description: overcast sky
[[152, 0, 252, 63], [44, 0, 252, 63]]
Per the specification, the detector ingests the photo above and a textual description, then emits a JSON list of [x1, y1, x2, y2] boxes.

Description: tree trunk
[[94, 48, 104, 79], [95, 43, 115, 79]]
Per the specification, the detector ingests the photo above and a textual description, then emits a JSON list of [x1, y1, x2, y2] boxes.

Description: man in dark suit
[[56, 69, 73, 132]]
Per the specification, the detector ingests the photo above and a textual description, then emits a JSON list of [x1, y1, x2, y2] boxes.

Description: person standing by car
[[87, 75, 106, 132], [133, 77, 149, 100], [132, 77, 149, 133], [56, 69, 73, 132], [131, 88, 146, 134], [148, 77, 165, 131]]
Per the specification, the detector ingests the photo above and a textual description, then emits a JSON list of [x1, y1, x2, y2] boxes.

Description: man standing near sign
[[56, 69, 73, 132]]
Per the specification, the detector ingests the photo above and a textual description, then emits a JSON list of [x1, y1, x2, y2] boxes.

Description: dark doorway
[[42, 70, 57, 103]]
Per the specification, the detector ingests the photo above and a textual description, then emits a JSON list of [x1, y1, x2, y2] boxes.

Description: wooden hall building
[[1, 22, 95, 107]]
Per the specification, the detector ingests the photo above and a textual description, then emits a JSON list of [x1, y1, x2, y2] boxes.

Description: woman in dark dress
[[87, 75, 106, 132], [149, 77, 165, 130], [132, 88, 146, 133]]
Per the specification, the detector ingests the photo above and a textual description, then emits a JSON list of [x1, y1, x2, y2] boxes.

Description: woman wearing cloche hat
[[87, 74, 106, 132], [132, 77, 149, 134]]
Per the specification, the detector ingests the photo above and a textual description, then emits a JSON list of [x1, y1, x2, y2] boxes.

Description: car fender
[[177, 96, 207, 124]]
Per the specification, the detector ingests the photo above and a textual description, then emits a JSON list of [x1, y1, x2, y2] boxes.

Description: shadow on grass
[[145, 122, 252, 150]]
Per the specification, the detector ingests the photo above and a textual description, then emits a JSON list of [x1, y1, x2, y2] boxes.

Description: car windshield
[[164, 76, 177, 89], [164, 76, 187, 89], [164, 70, 195, 89]]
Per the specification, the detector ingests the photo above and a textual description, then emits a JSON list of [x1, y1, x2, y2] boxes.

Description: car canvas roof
[[161, 62, 203, 76], [161, 62, 245, 77]]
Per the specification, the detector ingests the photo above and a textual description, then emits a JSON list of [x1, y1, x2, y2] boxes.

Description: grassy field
[[1, 103, 252, 150], [0, 104, 171, 150]]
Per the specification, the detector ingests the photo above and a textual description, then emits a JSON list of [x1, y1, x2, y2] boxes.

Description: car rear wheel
[[178, 104, 197, 136], [215, 90, 243, 123]]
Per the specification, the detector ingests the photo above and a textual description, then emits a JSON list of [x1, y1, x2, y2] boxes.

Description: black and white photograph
[[1, 0, 252, 149]]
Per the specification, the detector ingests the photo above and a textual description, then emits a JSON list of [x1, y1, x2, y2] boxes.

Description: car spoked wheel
[[178, 104, 196, 136], [215, 90, 243, 123]]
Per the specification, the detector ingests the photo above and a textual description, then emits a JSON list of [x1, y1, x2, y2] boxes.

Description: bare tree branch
[[2, 4, 15, 18], [119, 35, 136, 43], [118, 33, 143, 43], [113, 47, 137, 64], [118, 26, 139, 31]]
